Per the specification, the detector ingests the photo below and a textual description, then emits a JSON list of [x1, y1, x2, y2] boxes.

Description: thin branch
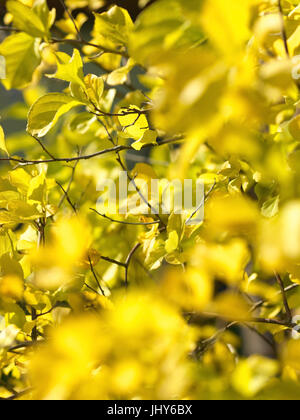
[[124, 243, 141, 288], [185, 180, 216, 225], [31, 308, 38, 342], [0, 388, 32, 401], [115, 152, 166, 228], [56, 181, 77, 213], [50, 37, 127, 57], [1, 145, 126, 166], [8, 341, 39, 353], [274, 272, 293, 323], [198, 312, 296, 328], [90, 208, 160, 226], [31, 135, 57, 160], [100, 255, 127, 268], [84, 282, 101, 295], [88, 255, 106, 296], [58, 162, 78, 208], [250, 283, 299, 312], [58, 0, 82, 41], [36, 304, 59, 319], [278, 0, 290, 57], [0, 137, 183, 167], [249, 317, 295, 327], [0, 26, 20, 32], [195, 321, 238, 356], [90, 106, 149, 119], [191, 284, 300, 356]]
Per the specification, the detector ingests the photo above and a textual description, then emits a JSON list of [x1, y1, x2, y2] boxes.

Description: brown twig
[[56, 181, 77, 213], [88, 255, 106, 296], [278, 0, 290, 57], [91, 208, 160, 226], [58, 161, 79, 208], [31, 135, 57, 160], [0, 137, 183, 167], [274, 272, 293, 323], [58, 0, 82, 41], [124, 243, 141, 288]]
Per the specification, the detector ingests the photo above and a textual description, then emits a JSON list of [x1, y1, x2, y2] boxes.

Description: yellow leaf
[[0, 32, 41, 90], [165, 231, 179, 253], [118, 107, 149, 140], [0, 275, 24, 302], [47, 49, 85, 87], [289, 115, 300, 140], [106, 58, 135, 86], [0, 125, 8, 155], [212, 292, 251, 321], [132, 129, 157, 151], [232, 356, 279, 398], [201, 0, 252, 55], [162, 267, 213, 311]]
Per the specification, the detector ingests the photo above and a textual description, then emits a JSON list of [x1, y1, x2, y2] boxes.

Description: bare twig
[[124, 243, 141, 288], [58, 162, 79, 208], [58, 0, 82, 41], [185, 180, 216, 225], [0, 388, 32, 400], [115, 152, 166, 228], [56, 181, 77, 213], [50, 37, 127, 57], [100, 255, 127, 268], [88, 255, 106, 296], [84, 282, 101, 295], [0, 137, 183, 167], [274, 272, 293, 323], [8, 341, 39, 353], [90, 208, 160, 226], [31, 135, 57, 160], [278, 0, 290, 57], [0, 26, 20, 32]]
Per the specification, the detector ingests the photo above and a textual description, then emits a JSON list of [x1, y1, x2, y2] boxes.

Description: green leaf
[[106, 58, 135, 86], [130, 0, 204, 65], [84, 74, 105, 108], [0, 201, 42, 225], [0, 125, 8, 156], [0, 33, 41, 90], [132, 129, 157, 151], [9, 168, 32, 195], [165, 230, 179, 253], [167, 213, 184, 239], [118, 107, 149, 140], [7, 0, 50, 38], [261, 196, 280, 218], [69, 113, 97, 134], [33, 0, 56, 34], [0, 253, 24, 279], [93, 5, 134, 50], [47, 49, 85, 87], [27, 93, 83, 137]]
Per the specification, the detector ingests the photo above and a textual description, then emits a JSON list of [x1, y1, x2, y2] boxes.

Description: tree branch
[[274, 272, 293, 323], [91, 208, 160, 226], [278, 0, 290, 57]]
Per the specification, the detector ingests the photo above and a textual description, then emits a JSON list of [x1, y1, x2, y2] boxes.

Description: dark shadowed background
[[0, 0, 157, 20]]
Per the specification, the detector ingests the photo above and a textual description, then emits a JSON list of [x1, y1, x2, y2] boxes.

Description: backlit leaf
[[27, 93, 83, 137]]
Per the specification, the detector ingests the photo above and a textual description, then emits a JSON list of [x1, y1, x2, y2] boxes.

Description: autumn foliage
[[1, 0, 300, 400]]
